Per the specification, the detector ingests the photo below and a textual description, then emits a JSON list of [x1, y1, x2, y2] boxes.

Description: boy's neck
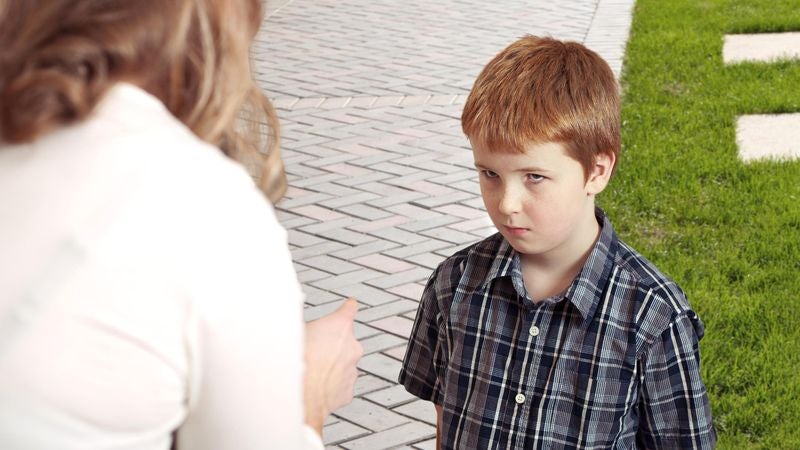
[[519, 207, 601, 303]]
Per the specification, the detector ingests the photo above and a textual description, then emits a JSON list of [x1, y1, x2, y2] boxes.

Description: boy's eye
[[481, 169, 498, 178], [526, 173, 545, 183]]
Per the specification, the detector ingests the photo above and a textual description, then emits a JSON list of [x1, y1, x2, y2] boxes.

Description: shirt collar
[[563, 207, 618, 320], [482, 235, 517, 290], [481, 207, 618, 321]]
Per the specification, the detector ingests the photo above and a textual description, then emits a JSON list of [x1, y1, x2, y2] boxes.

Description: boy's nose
[[498, 186, 522, 215]]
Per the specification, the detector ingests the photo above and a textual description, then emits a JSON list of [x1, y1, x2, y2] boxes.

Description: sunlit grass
[[600, 0, 800, 447]]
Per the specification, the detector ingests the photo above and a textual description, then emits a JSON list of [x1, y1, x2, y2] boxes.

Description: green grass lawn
[[602, 0, 800, 447]]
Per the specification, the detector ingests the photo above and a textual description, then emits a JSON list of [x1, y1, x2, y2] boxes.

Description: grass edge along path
[[603, 0, 800, 448]]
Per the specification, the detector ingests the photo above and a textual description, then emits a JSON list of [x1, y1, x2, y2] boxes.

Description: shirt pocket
[[549, 371, 635, 448]]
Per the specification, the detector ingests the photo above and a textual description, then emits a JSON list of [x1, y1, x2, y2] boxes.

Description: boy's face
[[472, 140, 612, 263]]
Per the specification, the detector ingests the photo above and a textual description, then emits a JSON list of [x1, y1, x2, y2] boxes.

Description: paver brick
[[359, 333, 407, 355], [411, 191, 474, 208], [404, 252, 446, 270], [412, 438, 437, 450], [278, 192, 335, 209], [382, 170, 443, 187], [368, 316, 415, 339], [301, 285, 342, 306], [289, 173, 345, 188], [383, 239, 451, 259], [394, 400, 438, 426], [358, 353, 403, 383], [435, 203, 486, 219], [352, 374, 393, 397], [353, 322, 383, 341], [335, 398, 410, 432], [339, 422, 436, 450], [323, 420, 371, 445], [295, 267, 331, 284], [318, 192, 382, 209], [349, 215, 413, 233], [383, 344, 408, 362], [330, 239, 401, 260], [397, 215, 460, 233], [352, 254, 416, 274], [324, 163, 373, 176], [299, 255, 362, 275], [385, 203, 443, 220], [289, 241, 350, 261], [355, 299, 418, 322], [316, 228, 377, 246], [280, 216, 314, 232], [293, 204, 347, 221], [420, 227, 481, 245], [367, 227, 430, 245], [386, 282, 426, 301], [365, 267, 431, 290], [364, 384, 417, 408], [367, 191, 429, 209], [471, 226, 499, 239], [338, 203, 394, 221], [446, 216, 493, 232], [333, 283, 399, 307], [433, 243, 474, 258]]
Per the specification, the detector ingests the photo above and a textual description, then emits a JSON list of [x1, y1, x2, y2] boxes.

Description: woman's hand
[[303, 299, 363, 436]]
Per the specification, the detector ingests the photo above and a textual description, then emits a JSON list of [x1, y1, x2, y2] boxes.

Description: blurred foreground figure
[[0, 1, 361, 449]]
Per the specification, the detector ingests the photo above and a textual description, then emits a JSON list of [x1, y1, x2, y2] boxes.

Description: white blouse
[[0, 84, 323, 449]]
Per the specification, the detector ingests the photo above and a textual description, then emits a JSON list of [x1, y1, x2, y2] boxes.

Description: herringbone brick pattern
[[253, 1, 634, 448]]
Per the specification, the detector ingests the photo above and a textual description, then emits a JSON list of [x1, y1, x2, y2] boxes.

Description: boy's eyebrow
[[516, 166, 552, 173], [473, 162, 552, 173]]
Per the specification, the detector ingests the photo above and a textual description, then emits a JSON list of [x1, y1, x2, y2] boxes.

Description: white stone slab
[[736, 113, 800, 162], [723, 32, 800, 63]]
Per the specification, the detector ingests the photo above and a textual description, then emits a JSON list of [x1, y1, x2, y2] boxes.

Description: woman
[[0, 1, 361, 449]]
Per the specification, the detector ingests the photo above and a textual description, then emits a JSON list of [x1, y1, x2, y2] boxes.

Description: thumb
[[334, 298, 359, 321]]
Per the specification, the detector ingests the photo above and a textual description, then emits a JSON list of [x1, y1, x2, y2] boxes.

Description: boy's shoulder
[[429, 232, 509, 296], [610, 236, 704, 346], [613, 238, 690, 309]]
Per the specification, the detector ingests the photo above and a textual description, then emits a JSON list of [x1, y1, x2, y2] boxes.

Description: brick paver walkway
[[253, 1, 634, 448]]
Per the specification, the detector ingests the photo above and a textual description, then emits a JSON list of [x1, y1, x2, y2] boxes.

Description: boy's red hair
[[462, 35, 620, 178]]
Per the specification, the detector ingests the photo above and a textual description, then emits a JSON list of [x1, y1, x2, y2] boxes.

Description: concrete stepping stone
[[736, 113, 800, 162], [723, 32, 800, 63], [725, 32, 800, 161]]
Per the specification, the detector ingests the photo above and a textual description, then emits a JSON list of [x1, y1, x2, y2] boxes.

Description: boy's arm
[[399, 265, 450, 448], [637, 312, 716, 449], [398, 266, 448, 403]]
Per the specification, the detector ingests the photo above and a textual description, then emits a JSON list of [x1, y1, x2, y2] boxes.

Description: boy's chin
[[499, 233, 534, 254]]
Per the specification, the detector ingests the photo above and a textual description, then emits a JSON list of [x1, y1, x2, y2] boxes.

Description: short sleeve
[[637, 311, 716, 449], [398, 266, 448, 406]]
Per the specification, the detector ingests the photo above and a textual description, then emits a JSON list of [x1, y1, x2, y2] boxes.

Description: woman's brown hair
[[0, 0, 287, 202]]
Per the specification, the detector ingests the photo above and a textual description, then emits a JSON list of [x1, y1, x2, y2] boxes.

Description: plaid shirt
[[399, 209, 716, 449]]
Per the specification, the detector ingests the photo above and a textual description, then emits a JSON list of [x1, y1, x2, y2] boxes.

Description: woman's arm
[[172, 156, 357, 449]]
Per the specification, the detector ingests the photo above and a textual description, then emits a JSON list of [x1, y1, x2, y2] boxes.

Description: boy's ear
[[585, 151, 616, 195]]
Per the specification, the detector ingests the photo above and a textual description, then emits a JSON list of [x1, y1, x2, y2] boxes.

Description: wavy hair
[[0, 0, 286, 202]]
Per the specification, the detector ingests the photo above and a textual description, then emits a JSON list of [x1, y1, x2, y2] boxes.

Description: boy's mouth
[[503, 225, 529, 236]]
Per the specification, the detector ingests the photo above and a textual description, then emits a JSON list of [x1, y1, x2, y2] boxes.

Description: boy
[[399, 36, 715, 449]]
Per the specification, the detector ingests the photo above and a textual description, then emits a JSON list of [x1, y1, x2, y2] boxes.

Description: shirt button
[[529, 325, 540, 337], [515, 393, 526, 404]]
